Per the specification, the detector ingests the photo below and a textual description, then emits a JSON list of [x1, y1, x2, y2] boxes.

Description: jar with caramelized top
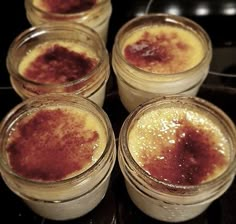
[[112, 14, 212, 112], [0, 93, 116, 220], [6, 22, 110, 107], [24, 0, 112, 42], [118, 95, 236, 222]]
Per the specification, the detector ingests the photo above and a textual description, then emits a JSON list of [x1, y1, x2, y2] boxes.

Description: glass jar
[[6, 22, 110, 107], [118, 95, 236, 222], [24, 0, 112, 42], [112, 14, 212, 112], [0, 93, 116, 221]]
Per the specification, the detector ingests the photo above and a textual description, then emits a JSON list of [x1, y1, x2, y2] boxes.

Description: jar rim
[[119, 95, 236, 190], [113, 13, 212, 79], [0, 93, 114, 186]]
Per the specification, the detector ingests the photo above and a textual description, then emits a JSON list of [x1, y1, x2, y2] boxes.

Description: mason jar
[[118, 95, 236, 222], [6, 22, 110, 107], [112, 14, 212, 112], [0, 93, 116, 221], [24, 0, 112, 42]]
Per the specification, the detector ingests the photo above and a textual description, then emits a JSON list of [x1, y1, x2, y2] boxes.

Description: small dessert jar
[[112, 14, 212, 112], [6, 22, 109, 107], [24, 0, 112, 42], [0, 93, 116, 221], [118, 95, 236, 223]]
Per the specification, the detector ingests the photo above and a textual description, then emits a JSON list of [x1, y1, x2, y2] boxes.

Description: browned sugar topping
[[23, 44, 97, 84], [124, 31, 192, 73], [41, 0, 97, 13], [6, 108, 99, 181], [141, 119, 227, 185]]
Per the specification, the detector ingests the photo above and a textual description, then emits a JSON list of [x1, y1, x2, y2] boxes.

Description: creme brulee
[[128, 106, 229, 185], [118, 96, 236, 222], [6, 105, 106, 182], [122, 25, 205, 74], [25, 0, 112, 42], [19, 40, 98, 85], [7, 23, 110, 107], [112, 14, 212, 112], [0, 94, 116, 220]]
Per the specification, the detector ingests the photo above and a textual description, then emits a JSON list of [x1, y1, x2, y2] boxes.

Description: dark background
[[1, 1, 236, 223]]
